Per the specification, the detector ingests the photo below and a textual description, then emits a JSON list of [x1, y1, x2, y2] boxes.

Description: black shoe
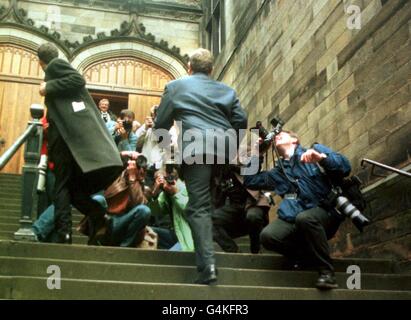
[[316, 271, 338, 290], [56, 232, 72, 244], [195, 265, 218, 285], [88, 215, 110, 246]]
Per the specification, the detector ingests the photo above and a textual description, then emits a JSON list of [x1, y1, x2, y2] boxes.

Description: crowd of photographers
[[33, 43, 370, 290]]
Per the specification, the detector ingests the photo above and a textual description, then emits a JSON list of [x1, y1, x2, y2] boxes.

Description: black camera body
[[251, 117, 285, 150], [165, 160, 177, 185], [123, 120, 133, 132]]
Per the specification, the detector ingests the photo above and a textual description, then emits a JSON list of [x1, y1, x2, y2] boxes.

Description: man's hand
[[127, 160, 138, 182], [163, 181, 178, 196], [145, 116, 154, 129], [300, 149, 327, 164], [39, 82, 47, 96], [118, 127, 128, 140], [151, 174, 165, 197]]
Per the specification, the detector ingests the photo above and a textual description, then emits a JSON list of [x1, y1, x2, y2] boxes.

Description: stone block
[[317, 29, 352, 75], [324, 4, 346, 49], [361, 0, 383, 28], [326, 57, 339, 81]]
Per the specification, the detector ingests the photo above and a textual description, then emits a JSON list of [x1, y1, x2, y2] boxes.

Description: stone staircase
[[0, 173, 410, 299]]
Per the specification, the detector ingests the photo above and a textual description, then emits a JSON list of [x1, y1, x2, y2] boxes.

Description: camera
[[165, 161, 176, 185], [122, 120, 133, 132], [220, 177, 235, 194], [251, 117, 285, 150], [324, 187, 370, 232]]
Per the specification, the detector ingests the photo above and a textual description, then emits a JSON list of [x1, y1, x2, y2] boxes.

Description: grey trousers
[[260, 207, 342, 272], [182, 163, 219, 271]]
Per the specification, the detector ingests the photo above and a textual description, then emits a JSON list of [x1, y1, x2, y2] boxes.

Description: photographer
[[136, 106, 178, 187], [244, 130, 351, 290], [148, 169, 194, 252], [115, 109, 138, 152], [79, 152, 151, 247], [212, 165, 270, 254]]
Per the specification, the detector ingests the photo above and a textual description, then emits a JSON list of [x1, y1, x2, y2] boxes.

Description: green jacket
[[44, 58, 123, 192], [153, 180, 194, 252]]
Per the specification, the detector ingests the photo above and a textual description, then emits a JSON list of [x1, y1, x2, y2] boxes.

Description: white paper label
[[72, 101, 86, 112]]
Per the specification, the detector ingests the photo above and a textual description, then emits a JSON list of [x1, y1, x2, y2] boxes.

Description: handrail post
[[14, 104, 44, 241]]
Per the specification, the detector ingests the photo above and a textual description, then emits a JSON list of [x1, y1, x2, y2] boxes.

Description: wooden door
[[128, 94, 161, 125], [83, 57, 173, 124], [0, 45, 44, 174]]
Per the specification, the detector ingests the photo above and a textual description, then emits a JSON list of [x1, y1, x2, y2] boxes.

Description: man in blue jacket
[[155, 48, 248, 285], [244, 130, 351, 289]]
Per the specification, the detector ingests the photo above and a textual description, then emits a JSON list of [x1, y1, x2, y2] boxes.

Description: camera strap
[[273, 144, 300, 194]]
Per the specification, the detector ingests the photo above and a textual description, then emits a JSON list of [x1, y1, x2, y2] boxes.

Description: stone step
[[0, 177, 22, 187], [0, 182, 21, 188], [0, 187, 22, 194], [0, 203, 20, 210], [0, 231, 88, 244], [0, 192, 21, 200], [1, 256, 409, 291], [0, 223, 19, 233], [0, 216, 20, 224], [0, 198, 21, 206], [0, 276, 409, 300], [0, 209, 20, 216], [0, 223, 84, 235], [0, 241, 397, 274]]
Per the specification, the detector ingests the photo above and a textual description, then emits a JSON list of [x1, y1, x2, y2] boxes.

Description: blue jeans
[[33, 193, 105, 242], [32, 194, 151, 248], [32, 204, 59, 242], [151, 227, 178, 250], [93, 194, 152, 247], [109, 204, 151, 247]]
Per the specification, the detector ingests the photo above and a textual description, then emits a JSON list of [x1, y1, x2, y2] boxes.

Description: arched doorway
[[82, 56, 174, 123]]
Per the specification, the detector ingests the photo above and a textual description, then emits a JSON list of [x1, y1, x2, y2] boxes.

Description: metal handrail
[[0, 104, 44, 241], [0, 125, 37, 170], [361, 158, 411, 178]]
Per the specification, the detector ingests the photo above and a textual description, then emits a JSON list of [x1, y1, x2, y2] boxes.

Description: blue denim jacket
[[243, 144, 351, 222]]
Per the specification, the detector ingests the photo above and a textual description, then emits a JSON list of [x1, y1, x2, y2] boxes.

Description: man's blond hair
[[189, 48, 214, 74]]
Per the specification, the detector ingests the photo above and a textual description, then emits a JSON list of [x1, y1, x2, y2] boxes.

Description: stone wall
[[331, 167, 411, 272], [17, 0, 201, 56], [209, 0, 411, 266]]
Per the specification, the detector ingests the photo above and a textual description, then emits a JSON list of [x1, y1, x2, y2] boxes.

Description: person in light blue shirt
[[115, 109, 138, 152]]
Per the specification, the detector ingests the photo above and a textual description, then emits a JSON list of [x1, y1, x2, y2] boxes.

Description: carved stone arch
[[0, 25, 69, 61], [82, 55, 174, 91], [71, 40, 188, 80]]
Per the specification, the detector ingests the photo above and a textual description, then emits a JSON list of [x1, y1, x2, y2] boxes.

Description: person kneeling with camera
[[79, 152, 151, 247], [148, 169, 194, 252], [244, 131, 351, 290]]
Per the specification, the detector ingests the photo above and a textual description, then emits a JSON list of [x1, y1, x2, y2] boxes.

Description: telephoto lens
[[335, 196, 370, 232]]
